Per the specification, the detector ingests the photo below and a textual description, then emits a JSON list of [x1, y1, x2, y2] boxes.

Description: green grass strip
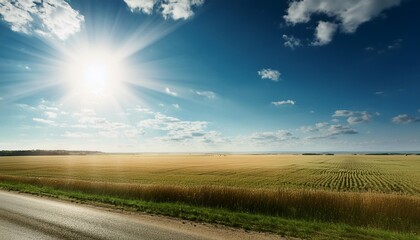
[[0, 181, 417, 240]]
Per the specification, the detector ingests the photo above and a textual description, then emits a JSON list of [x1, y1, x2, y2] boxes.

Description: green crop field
[[0, 154, 419, 239]]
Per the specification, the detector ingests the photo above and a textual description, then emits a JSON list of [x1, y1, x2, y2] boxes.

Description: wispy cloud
[[366, 38, 403, 54], [172, 103, 180, 109], [0, 0, 84, 40], [44, 111, 58, 119], [165, 87, 178, 96], [138, 112, 223, 144], [250, 130, 296, 143], [195, 90, 216, 99], [33, 117, 55, 125], [272, 100, 295, 106], [282, 34, 301, 49], [333, 110, 373, 125], [258, 68, 281, 82], [62, 131, 93, 138], [392, 114, 420, 124], [302, 122, 358, 139], [284, 0, 401, 46]]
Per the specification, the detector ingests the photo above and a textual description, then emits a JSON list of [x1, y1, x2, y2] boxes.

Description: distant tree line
[[0, 150, 102, 156]]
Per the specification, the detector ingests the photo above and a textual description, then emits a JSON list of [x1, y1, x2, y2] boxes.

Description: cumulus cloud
[[284, 0, 401, 45], [161, 0, 204, 20], [124, 0, 157, 14], [172, 103, 180, 109], [258, 68, 281, 81], [312, 21, 337, 46], [165, 87, 178, 96], [124, 0, 204, 20], [302, 122, 358, 139], [333, 110, 373, 125], [272, 100, 295, 106], [0, 0, 84, 40], [282, 34, 301, 49], [195, 90, 216, 99], [392, 114, 420, 124]]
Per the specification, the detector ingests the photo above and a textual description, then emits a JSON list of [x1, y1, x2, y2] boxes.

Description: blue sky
[[0, 0, 419, 152]]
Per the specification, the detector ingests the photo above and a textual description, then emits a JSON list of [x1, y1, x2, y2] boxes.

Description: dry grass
[[0, 174, 418, 231], [0, 154, 419, 231]]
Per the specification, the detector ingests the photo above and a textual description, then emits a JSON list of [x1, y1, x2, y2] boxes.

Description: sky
[[0, 0, 419, 152]]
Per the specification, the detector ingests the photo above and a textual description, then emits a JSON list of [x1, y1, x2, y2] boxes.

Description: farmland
[[0, 154, 419, 239], [0, 154, 418, 194]]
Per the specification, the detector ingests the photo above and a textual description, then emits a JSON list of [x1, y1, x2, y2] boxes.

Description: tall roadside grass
[[0, 175, 418, 232]]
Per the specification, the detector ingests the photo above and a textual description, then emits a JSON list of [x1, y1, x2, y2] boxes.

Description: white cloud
[[165, 87, 178, 96], [124, 0, 157, 14], [172, 103, 180, 109], [333, 110, 373, 125], [123, 0, 204, 20], [282, 34, 301, 49], [284, 0, 401, 45], [0, 0, 84, 40], [312, 21, 337, 46], [33, 117, 55, 125], [392, 114, 420, 124], [195, 90, 216, 99], [300, 122, 329, 133], [161, 0, 204, 20], [250, 130, 295, 143], [138, 112, 222, 144], [258, 68, 281, 81], [272, 100, 295, 106], [302, 122, 358, 139]]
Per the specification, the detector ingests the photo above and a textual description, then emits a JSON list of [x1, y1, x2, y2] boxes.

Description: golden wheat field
[[0, 154, 419, 231], [0, 154, 419, 194]]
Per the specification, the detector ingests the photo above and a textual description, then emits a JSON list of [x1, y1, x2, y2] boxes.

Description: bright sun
[[62, 46, 128, 101]]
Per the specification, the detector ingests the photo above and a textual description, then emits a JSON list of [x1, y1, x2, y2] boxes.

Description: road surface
[[0, 190, 281, 240]]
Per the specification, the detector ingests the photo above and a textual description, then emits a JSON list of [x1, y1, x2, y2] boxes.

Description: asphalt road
[[0, 190, 281, 240]]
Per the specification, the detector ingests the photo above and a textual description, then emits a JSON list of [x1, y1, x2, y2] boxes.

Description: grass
[[0, 154, 419, 238], [0, 181, 417, 240]]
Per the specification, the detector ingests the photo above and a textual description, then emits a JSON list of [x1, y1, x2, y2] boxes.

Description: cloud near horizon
[[392, 114, 420, 124]]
